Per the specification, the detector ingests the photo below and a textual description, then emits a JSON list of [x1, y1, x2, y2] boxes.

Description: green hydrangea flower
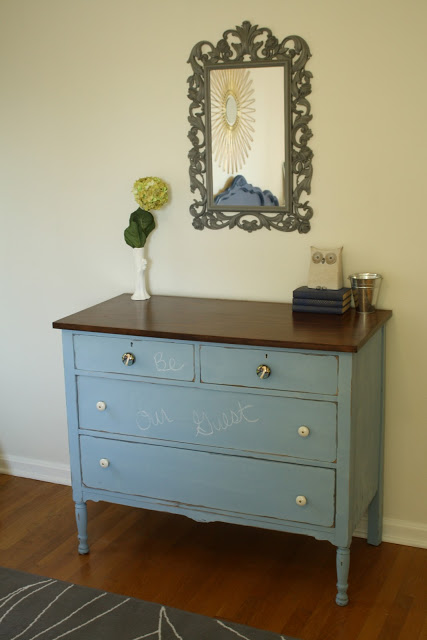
[[132, 177, 168, 210], [124, 177, 169, 248]]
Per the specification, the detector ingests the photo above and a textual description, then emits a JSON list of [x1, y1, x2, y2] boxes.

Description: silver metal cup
[[348, 273, 382, 313]]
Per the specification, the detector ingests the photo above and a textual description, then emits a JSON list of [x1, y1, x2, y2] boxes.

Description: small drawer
[[200, 345, 338, 395], [73, 334, 194, 381], [77, 377, 337, 462], [80, 435, 336, 527]]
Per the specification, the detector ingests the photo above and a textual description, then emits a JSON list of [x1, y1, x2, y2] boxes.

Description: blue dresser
[[53, 294, 392, 605]]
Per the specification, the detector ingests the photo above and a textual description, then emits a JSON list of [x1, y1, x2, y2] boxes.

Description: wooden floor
[[0, 475, 426, 640]]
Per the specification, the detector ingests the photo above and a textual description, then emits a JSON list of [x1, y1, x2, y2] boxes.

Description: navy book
[[292, 297, 349, 308], [292, 303, 351, 315], [293, 286, 351, 301]]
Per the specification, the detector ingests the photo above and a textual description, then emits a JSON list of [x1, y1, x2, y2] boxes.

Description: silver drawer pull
[[122, 352, 135, 366], [96, 401, 106, 411], [298, 426, 310, 437], [99, 458, 110, 468], [256, 364, 271, 379], [296, 495, 307, 506]]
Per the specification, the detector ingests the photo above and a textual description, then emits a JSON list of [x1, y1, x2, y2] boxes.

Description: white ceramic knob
[[99, 458, 109, 468], [296, 495, 307, 506], [96, 401, 106, 411], [298, 426, 310, 437]]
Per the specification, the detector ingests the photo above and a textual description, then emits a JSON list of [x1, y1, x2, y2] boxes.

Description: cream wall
[[1, 0, 426, 546]]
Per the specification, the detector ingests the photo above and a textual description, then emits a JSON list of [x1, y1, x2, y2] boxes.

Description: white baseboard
[[0, 454, 71, 486], [1, 456, 425, 548], [354, 514, 427, 548]]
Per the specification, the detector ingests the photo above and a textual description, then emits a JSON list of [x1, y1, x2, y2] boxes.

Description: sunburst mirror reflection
[[209, 68, 256, 175]]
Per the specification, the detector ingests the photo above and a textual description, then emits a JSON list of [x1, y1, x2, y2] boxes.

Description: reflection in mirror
[[209, 66, 285, 208], [210, 67, 255, 177], [188, 21, 313, 233], [225, 94, 237, 126]]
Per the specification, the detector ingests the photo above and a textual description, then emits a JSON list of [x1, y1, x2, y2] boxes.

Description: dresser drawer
[[78, 376, 337, 462], [80, 435, 335, 526], [200, 345, 338, 395], [73, 335, 194, 381]]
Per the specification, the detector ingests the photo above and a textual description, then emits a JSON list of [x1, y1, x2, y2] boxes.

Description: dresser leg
[[367, 490, 383, 546], [75, 502, 89, 554], [336, 546, 350, 606], [368, 324, 386, 547]]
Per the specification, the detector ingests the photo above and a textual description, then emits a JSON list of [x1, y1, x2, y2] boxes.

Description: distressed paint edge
[[0, 459, 425, 548]]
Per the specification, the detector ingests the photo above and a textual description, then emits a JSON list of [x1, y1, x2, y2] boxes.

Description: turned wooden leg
[[336, 546, 350, 606], [75, 501, 89, 554]]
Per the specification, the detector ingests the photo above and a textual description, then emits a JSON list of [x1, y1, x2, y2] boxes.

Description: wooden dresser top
[[53, 294, 392, 353]]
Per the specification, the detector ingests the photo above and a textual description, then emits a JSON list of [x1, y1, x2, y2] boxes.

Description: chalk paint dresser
[[53, 294, 392, 605]]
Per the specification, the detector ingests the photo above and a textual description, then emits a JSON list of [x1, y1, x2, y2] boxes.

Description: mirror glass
[[187, 21, 313, 233], [208, 65, 286, 209], [225, 94, 238, 126]]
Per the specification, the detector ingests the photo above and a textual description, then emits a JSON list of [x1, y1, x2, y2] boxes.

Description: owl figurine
[[308, 246, 343, 290]]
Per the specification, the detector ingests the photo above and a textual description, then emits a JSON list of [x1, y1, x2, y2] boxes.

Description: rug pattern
[[0, 568, 297, 640]]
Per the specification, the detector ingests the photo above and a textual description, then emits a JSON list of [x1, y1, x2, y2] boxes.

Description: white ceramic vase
[[131, 247, 150, 300]]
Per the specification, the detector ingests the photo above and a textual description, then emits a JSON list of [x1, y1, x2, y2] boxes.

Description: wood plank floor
[[0, 475, 426, 640]]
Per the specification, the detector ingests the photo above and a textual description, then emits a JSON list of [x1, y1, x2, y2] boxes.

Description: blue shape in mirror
[[214, 175, 279, 207]]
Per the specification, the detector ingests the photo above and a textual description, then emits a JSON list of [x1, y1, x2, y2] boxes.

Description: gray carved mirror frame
[[187, 21, 313, 233]]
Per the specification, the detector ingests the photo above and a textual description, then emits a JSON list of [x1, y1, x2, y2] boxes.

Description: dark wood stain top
[[53, 294, 392, 353]]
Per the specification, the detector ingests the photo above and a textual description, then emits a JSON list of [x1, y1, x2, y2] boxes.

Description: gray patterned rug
[[0, 568, 299, 640]]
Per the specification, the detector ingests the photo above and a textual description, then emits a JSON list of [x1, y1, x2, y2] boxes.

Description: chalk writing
[[193, 402, 259, 437], [136, 408, 174, 431], [153, 352, 185, 373]]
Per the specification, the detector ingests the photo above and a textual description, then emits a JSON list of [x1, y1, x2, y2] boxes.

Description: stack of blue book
[[292, 286, 352, 314]]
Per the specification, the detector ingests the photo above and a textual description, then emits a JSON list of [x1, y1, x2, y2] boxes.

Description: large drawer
[[200, 345, 338, 395], [73, 334, 194, 381], [77, 376, 337, 462], [80, 435, 336, 527]]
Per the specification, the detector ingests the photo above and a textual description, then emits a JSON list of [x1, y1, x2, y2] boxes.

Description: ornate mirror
[[187, 21, 313, 233]]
